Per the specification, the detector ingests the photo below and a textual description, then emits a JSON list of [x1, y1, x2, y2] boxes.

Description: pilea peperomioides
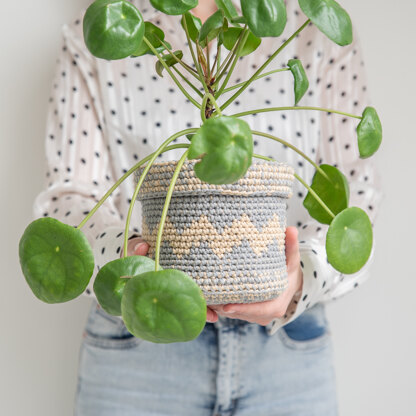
[[19, 0, 382, 343]]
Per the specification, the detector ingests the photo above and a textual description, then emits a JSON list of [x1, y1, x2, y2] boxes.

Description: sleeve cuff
[[266, 239, 338, 335]]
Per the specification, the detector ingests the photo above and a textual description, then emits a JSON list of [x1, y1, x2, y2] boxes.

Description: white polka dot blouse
[[33, 0, 383, 335]]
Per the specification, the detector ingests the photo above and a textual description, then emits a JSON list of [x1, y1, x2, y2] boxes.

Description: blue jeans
[[74, 300, 338, 415]]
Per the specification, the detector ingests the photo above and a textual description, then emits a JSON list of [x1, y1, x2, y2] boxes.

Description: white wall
[[1, 1, 415, 415]]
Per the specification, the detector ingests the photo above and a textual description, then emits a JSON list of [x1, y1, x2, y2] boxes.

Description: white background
[[1, 0, 415, 414]]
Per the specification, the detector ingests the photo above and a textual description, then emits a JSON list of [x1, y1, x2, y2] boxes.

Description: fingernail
[[134, 242, 147, 253]]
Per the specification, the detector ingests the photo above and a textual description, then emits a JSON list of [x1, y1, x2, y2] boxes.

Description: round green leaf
[[223, 28, 261, 57], [241, 0, 287, 38], [83, 0, 145, 60], [121, 269, 207, 343], [181, 12, 202, 43], [326, 207, 373, 274], [288, 59, 309, 105], [19, 218, 94, 303], [303, 164, 349, 225], [131, 21, 170, 57], [150, 0, 197, 15], [188, 116, 253, 185], [298, 0, 352, 46], [357, 106, 382, 158], [94, 256, 157, 316], [198, 9, 227, 49]]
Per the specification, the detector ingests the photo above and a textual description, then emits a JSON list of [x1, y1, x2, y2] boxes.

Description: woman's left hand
[[207, 226, 304, 326]]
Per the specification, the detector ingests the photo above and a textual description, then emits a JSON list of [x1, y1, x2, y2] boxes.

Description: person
[[34, 0, 382, 414]]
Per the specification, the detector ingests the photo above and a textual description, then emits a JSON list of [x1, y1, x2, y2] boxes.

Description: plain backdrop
[[1, 1, 415, 414]]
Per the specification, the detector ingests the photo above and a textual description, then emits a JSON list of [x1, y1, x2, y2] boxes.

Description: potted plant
[[18, 0, 382, 344]]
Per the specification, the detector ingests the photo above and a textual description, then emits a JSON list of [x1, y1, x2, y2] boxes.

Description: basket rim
[[136, 159, 294, 200]]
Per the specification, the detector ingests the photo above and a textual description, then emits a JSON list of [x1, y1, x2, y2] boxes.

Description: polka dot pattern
[[33, 1, 382, 330]]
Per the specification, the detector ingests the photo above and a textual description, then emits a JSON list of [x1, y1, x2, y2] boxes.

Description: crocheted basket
[[135, 160, 294, 304]]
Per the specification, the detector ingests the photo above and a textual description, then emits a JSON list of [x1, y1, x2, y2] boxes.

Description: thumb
[[285, 226, 300, 269]]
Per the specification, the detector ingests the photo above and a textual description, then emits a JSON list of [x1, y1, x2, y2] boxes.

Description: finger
[[285, 226, 300, 270], [221, 297, 286, 319], [206, 307, 218, 323], [134, 242, 149, 256]]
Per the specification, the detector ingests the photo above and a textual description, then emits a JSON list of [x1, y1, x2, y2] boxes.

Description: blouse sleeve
[[33, 20, 138, 297], [267, 30, 384, 335]]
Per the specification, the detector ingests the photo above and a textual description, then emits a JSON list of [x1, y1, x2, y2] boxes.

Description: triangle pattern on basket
[[143, 213, 285, 260]]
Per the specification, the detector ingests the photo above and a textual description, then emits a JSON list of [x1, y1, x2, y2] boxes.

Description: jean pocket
[[82, 301, 142, 350], [278, 303, 330, 351]]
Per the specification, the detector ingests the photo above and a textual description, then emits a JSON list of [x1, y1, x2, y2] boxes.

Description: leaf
[[131, 21, 170, 57], [303, 164, 349, 225], [287, 59, 309, 105], [215, 0, 238, 21], [223, 28, 261, 57], [357, 106, 382, 158], [121, 269, 207, 343], [241, 0, 287, 38], [298, 0, 353, 46], [188, 116, 253, 184], [326, 207, 373, 274], [94, 256, 157, 316], [19, 218, 94, 303], [198, 9, 227, 49], [231, 16, 247, 24], [83, 0, 145, 60], [181, 12, 202, 43], [150, 0, 197, 15], [155, 50, 184, 77]]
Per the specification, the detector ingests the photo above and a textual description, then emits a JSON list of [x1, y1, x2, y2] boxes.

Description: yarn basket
[[136, 160, 294, 304]]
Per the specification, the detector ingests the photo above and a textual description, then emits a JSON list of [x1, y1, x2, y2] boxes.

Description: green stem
[[143, 37, 201, 109], [121, 130, 196, 257], [220, 19, 310, 111], [205, 93, 222, 118], [213, 26, 247, 90], [182, 16, 209, 94], [154, 150, 189, 270], [215, 28, 249, 99], [155, 35, 200, 80], [294, 172, 335, 219], [232, 106, 362, 119], [222, 68, 290, 94], [253, 154, 335, 220], [201, 94, 208, 122], [251, 130, 330, 181], [172, 66, 203, 98], [76, 143, 192, 230]]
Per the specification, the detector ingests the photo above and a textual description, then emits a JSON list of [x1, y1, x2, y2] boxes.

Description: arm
[[33, 19, 141, 296], [213, 29, 383, 331]]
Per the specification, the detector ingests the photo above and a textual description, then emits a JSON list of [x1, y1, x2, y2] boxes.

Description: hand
[[207, 226, 304, 326], [121, 237, 150, 257]]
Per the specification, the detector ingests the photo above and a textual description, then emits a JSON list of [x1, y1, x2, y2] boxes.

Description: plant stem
[[122, 130, 196, 257], [253, 154, 335, 219], [232, 106, 362, 119], [220, 19, 310, 111], [294, 172, 335, 219], [251, 130, 330, 181], [154, 150, 189, 271], [202, 93, 222, 119], [155, 35, 200, 80], [222, 68, 290, 93], [213, 26, 247, 90], [215, 28, 249, 98], [172, 66, 203, 97], [182, 17, 209, 94], [76, 143, 192, 231], [143, 37, 201, 109]]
